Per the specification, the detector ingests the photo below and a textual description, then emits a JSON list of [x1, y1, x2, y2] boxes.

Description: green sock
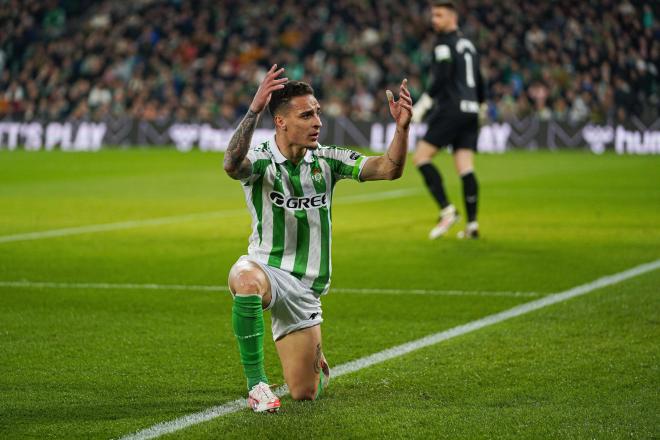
[[315, 374, 324, 400], [232, 295, 268, 390]]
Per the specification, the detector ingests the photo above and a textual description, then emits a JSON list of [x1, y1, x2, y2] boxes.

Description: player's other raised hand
[[386, 78, 413, 129], [249, 64, 288, 113]]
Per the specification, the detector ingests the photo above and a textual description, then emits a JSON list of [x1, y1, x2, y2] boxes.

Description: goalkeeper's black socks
[[418, 163, 450, 209], [461, 171, 479, 222]]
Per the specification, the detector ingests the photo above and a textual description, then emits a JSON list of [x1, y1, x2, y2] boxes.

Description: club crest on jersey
[[269, 191, 328, 210], [312, 168, 323, 182]]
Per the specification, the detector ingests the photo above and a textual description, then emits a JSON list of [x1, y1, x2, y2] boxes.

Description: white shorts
[[231, 256, 323, 341]]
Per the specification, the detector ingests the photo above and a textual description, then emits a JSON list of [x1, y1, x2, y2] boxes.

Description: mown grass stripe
[[0, 188, 422, 244]]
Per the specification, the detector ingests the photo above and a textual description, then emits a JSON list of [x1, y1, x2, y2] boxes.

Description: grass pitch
[[0, 149, 658, 439]]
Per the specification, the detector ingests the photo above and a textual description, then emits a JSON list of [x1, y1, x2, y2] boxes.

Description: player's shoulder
[[454, 31, 477, 53], [249, 140, 273, 160], [316, 145, 361, 160], [438, 31, 458, 45], [440, 31, 475, 47], [316, 144, 344, 152], [252, 140, 270, 153], [434, 32, 459, 60], [315, 144, 340, 156]]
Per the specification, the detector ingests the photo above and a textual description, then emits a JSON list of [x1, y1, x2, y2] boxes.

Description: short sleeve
[[317, 146, 369, 182], [240, 147, 271, 185]]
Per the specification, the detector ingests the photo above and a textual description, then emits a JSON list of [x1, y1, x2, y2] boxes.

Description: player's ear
[[274, 115, 286, 131]]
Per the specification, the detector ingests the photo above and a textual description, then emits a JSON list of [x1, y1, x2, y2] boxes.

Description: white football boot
[[457, 221, 479, 239], [429, 205, 459, 239], [248, 382, 281, 413]]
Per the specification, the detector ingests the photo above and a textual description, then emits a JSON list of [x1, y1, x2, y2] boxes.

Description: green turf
[[0, 149, 658, 439], [171, 270, 660, 440]]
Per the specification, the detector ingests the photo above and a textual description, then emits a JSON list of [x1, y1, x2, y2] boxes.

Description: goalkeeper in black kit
[[413, 0, 486, 239]]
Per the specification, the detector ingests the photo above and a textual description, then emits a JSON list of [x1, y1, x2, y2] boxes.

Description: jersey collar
[[269, 135, 316, 164], [303, 149, 315, 163], [269, 135, 287, 164]]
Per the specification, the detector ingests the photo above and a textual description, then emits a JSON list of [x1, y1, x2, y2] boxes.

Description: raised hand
[[249, 64, 288, 113], [225, 64, 287, 179], [386, 78, 413, 129]]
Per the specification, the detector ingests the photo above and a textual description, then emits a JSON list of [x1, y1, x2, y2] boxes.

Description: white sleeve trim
[[356, 156, 370, 182]]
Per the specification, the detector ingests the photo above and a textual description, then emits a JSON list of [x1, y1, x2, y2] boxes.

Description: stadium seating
[[1, 0, 658, 124]]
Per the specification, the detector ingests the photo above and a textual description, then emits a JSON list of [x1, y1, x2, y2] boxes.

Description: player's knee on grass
[[228, 261, 269, 296], [288, 382, 318, 401]]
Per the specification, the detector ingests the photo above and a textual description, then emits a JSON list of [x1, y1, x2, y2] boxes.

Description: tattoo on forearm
[[386, 152, 403, 168], [224, 109, 260, 178]]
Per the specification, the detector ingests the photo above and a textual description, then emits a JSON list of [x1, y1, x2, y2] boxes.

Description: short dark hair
[[268, 81, 315, 117], [431, 0, 457, 10]]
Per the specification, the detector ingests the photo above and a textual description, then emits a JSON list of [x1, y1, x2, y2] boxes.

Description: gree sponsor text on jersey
[[269, 191, 329, 210]]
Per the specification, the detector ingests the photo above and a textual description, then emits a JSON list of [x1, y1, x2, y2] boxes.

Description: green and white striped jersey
[[240, 136, 369, 295]]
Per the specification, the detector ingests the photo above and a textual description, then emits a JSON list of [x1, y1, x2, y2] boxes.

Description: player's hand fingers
[[268, 68, 285, 80], [269, 76, 288, 85], [265, 68, 285, 82], [262, 77, 287, 94], [400, 91, 411, 103], [264, 77, 288, 88], [399, 94, 412, 105], [267, 84, 286, 91], [385, 90, 394, 103]]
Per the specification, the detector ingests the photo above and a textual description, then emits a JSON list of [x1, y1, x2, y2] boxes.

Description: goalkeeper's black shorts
[[422, 110, 478, 152]]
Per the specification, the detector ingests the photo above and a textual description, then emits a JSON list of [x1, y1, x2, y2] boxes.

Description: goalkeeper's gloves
[[412, 93, 433, 123]]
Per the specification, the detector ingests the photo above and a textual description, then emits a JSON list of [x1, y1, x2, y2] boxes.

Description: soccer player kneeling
[[223, 64, 412, 412]]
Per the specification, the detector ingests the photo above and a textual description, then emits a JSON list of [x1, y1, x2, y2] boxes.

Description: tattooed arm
[[223, 64, 288, 180], [223, 109, 261, 180]]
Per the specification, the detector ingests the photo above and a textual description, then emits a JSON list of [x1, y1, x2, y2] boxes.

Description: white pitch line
[[0, 280, 230, 292], [0, 188, 421, 244], [0, 210, 245, 244], [332, 287, 540, 298], [0, 280, 536, 298], [118, 258, 660, 440]]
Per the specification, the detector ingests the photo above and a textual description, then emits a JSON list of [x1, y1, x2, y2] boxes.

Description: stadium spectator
[[0, 0, 658, 123]]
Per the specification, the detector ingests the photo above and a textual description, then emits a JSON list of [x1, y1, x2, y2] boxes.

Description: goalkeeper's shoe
[[457, 221, 479, 239], [429, 205, 459, 239], [248, 382, 280, 413]]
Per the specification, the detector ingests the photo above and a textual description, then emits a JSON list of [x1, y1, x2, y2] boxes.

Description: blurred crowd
[[0, 0, 658, 124]]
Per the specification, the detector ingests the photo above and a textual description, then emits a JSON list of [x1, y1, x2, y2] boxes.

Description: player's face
[[431, 6, 456, 32], [281, 94, 323, 149]]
